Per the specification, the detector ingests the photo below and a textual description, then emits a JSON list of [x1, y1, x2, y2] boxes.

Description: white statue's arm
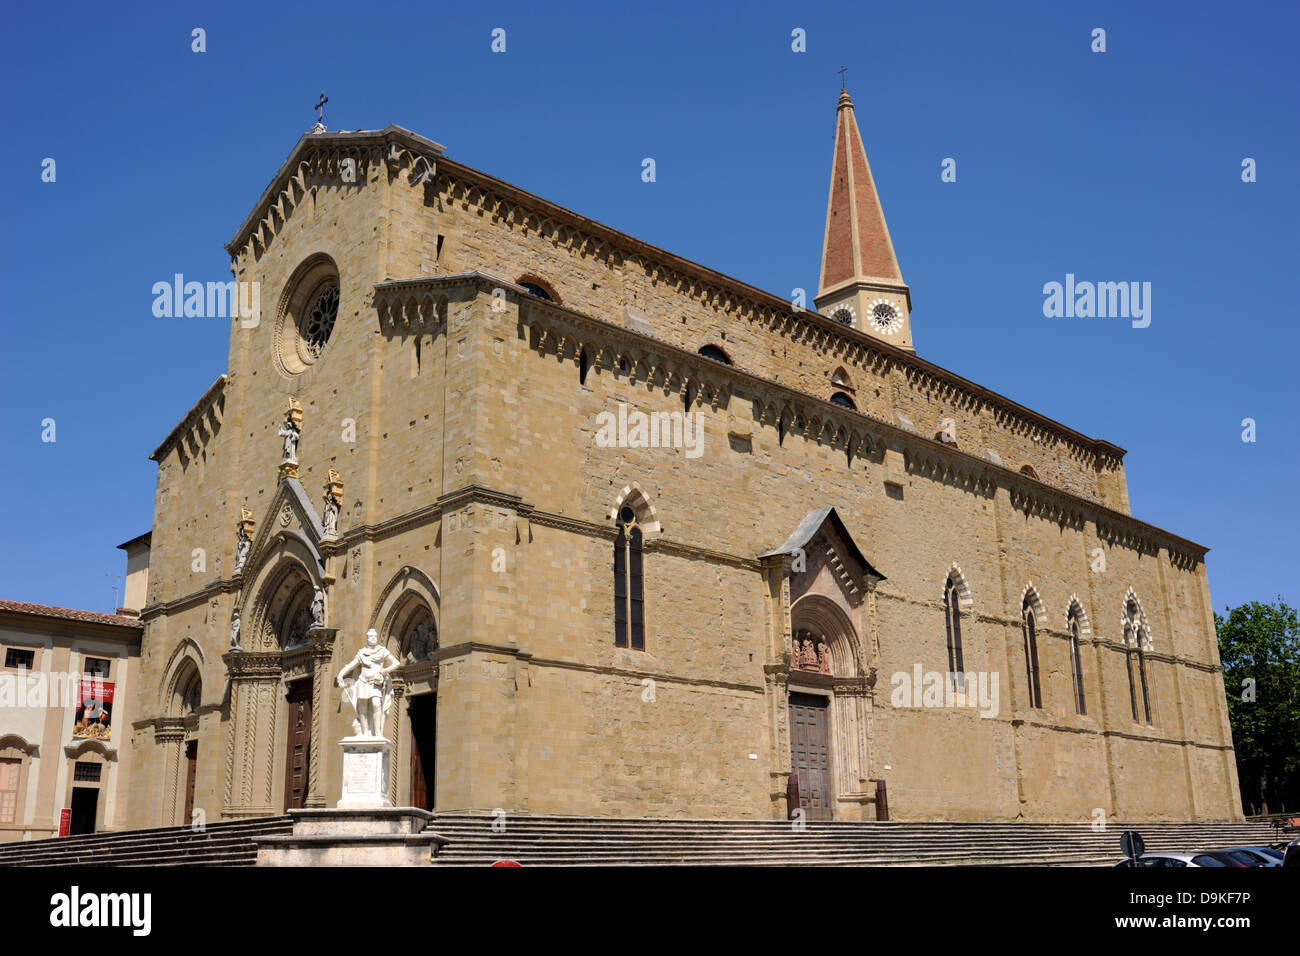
[[336, 653, 361, 685]]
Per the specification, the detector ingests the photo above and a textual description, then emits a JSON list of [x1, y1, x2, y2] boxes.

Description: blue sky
[[1, 0, 1295, 615]]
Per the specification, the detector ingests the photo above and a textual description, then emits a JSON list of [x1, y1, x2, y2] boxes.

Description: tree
[[1216, 598, 1300, 815]]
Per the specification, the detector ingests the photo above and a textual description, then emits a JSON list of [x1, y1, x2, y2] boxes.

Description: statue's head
[[365, 628, 378, 647]]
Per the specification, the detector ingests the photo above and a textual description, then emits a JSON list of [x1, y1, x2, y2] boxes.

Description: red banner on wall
[[57, 808, 71, 837]]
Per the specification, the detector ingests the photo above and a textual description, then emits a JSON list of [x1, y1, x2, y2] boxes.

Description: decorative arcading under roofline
[[416, 269, 1207, 562], [1008, 483, 1089, 530], [427, 162, 1127, 463]]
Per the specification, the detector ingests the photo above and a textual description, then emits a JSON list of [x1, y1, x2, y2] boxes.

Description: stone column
[[221, 650, 282, 819], [153, 718, 185, 826], [388, 677, 406, 806], [304, 629, 337, 808]]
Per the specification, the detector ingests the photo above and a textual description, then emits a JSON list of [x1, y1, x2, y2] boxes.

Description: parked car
[[1113, 852, 1253, 867], [1223, 846, 1284, 867], [1283, 841, 1300, 867]]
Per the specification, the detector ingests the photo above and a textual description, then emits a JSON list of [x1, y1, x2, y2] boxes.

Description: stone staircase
[[425, 815, 1288, 867], [0, 814, 1284, 867], [0, 816, 293, 867]]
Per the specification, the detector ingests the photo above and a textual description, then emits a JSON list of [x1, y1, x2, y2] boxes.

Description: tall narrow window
[[1022, 598, 1042, 708], [1125, 600, 1152, 724], [944, 577, 965, 692], [614, 507, 644, 650], [1068, 612, 1087, 715], [1125, 637, 1140, 721]]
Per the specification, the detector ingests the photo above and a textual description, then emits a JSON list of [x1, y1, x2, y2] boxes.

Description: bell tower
[[814, 88, 914, 352]]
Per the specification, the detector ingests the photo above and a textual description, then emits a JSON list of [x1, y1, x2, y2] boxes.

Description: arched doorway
[[223, 535, 335, 819], [788, 594, 873, 821], [261, 571, 319, 811], [370, 565, 441, 810]]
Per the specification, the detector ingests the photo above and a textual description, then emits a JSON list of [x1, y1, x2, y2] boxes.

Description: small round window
[[274, 256, 340, 376]]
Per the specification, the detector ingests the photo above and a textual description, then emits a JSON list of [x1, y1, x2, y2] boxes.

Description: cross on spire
[[837, 66, 847, 89], [312, 93, 328, 133]]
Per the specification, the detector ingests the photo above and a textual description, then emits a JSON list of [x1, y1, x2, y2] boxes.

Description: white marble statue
[[322, 494, 339, 535], [277, 419, 300, 462], [234, 528, 251, 572], [230, 611, 241, 649], [310, 586, 324, 628], [336, 629, 400, 738]]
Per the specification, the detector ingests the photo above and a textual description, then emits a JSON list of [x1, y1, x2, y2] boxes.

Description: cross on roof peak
[[312, 93, 328, 133]]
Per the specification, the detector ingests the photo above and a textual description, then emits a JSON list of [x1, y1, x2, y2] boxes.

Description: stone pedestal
[[339, 736, 392, 810], [254, 808, 448, 866]]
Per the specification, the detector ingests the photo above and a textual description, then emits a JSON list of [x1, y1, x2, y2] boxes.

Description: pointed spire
[[817, 88, 903, 296]]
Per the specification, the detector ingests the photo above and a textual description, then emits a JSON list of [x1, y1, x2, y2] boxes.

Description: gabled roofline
[[226, 125, 1126, 462], [225, 125, 446, 255], [760, 507, 886, 582], [150, 375, 226, 462]]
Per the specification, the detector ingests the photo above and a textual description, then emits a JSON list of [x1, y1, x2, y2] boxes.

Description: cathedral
[[124, 89, 1241, 828]]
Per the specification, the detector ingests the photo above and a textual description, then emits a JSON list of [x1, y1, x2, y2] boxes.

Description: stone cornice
[[150, 375, 226, 463], [483, 279, 1204, 560]]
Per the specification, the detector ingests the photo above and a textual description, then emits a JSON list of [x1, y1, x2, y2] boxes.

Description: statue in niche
[[801, 638, 817, 670], [321, 469, 342, 536], [310, 586, 325, 628], [322, 493, 339, 535], [817, 641, 832, 676], [337, 628, 401, 738], [230, 611, 241, 649], [407, 619, 436, 662]]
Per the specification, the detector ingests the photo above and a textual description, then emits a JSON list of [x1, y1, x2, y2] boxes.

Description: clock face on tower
[[869, 299, 903, 335]]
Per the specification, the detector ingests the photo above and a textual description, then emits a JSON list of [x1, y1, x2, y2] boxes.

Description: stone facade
[[124, 104, 1241, 828]]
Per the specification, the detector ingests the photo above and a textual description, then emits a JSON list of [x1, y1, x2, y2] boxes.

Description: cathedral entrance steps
[[425, 815, 1283, 866], [0, 814, 1279, 866], [0, 816, 293, 867]]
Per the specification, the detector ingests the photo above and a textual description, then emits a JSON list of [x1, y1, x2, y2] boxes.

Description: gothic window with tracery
[[1068, 610, 1087, 715], [299, 283, 338, 356], [1022, 597, 1042, 708], [1125, 599, 1152, 724], [614, 507, 644, 650], [944, 576, 965, 692]]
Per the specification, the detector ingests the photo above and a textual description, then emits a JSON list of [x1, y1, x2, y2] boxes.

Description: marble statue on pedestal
[[336, 629, 400, 738]]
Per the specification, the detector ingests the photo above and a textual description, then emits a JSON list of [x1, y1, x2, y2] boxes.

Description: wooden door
[[184, 740, 198, 823], [409, 694, 436, 811], [283, 680, 312, 810], [789, 692, 833, 820]]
